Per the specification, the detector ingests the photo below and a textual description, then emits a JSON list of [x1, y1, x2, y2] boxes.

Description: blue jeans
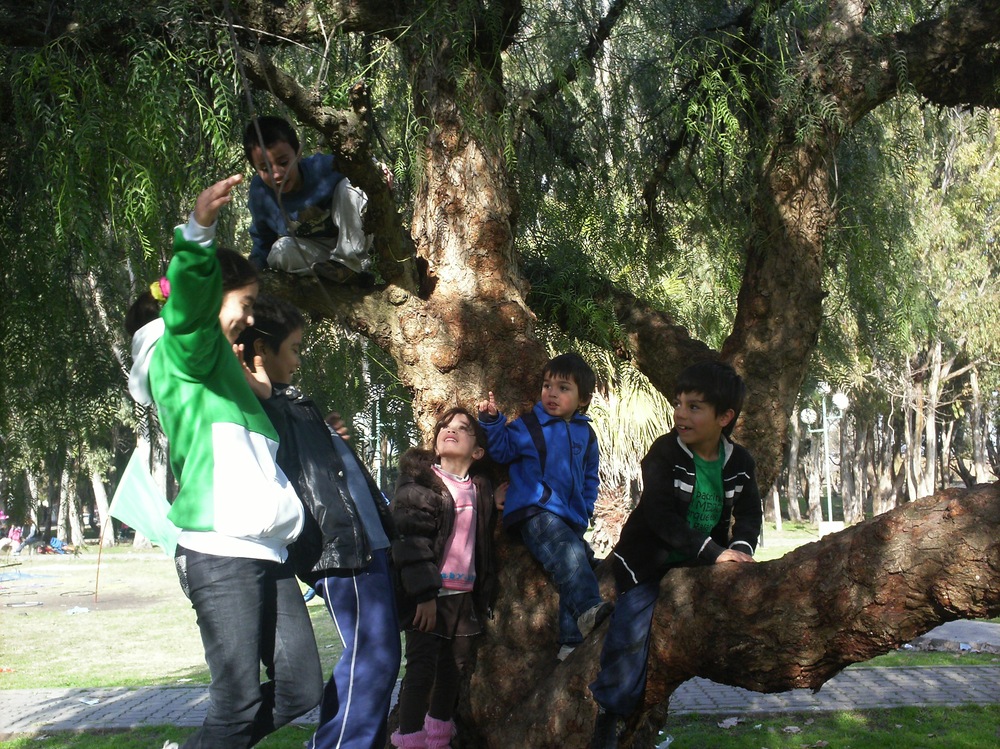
[[309, 549, 401, 749], [520, 511, 603, 645], [588, 579, 659, 715], [176, 547, 323, 748]]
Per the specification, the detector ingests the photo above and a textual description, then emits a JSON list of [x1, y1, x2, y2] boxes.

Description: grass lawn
[[1, 706, 999, 748], [0, 546, 341, 690]]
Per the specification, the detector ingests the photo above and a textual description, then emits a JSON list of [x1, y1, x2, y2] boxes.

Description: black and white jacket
[[611, 430, 762, 592]]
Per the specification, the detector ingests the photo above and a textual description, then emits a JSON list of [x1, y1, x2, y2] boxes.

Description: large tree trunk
[[969, 367, 991, 481], [459, 482, 1000, 748], [721, 143, 829, 491], [785, 414, 803, 521], [841, 416, 861, 524]]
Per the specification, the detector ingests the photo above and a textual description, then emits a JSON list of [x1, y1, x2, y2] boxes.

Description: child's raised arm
[[194, 174, 243, 228], [477, 391, 498, 420]]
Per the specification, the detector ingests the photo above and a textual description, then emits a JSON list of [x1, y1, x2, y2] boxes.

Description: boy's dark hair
[[243, 116, 300, 164], [217, 247, 258, 292], [237, 293, 305, 368], [674, 360, 746, 437], [542, 353, 596, 410]]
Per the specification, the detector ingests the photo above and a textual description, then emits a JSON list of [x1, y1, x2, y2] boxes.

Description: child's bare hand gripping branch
[[715, 548, 756, 564]]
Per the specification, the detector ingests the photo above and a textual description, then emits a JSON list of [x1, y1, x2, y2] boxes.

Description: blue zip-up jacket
[[480, 402, 599, 531]]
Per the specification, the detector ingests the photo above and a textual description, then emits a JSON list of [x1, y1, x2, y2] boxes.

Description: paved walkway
[[1, 621, 998, 736]]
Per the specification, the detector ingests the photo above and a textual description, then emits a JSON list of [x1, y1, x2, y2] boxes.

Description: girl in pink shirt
[[390, 408, 501, 748]]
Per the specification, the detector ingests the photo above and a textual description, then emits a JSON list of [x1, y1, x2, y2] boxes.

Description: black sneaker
[[590, 708, 622, 749]]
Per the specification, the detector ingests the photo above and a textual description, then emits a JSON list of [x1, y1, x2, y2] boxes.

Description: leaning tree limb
[[459, 482, 1000, 748]]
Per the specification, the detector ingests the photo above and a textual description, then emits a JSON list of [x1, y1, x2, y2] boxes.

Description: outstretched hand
[[234, 343, 271, 399], [477, 391, 498, 418], [194, 174, 243, 228], [326, 411, 350, 441]]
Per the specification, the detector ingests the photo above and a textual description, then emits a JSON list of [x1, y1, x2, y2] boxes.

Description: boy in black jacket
[[588, 361, 762, 749], [238, 295, 399, 749]]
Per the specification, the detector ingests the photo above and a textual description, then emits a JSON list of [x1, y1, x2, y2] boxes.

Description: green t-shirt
[[666, 442, 725, 565]]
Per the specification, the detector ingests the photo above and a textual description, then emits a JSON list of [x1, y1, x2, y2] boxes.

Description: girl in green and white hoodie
[[126, 176, 322, 748]]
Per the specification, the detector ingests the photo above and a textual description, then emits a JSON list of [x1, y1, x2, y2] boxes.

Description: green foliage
[[296, 321, 418, 489], [0, 17, 244, 483], [2, 0, 999, 507]]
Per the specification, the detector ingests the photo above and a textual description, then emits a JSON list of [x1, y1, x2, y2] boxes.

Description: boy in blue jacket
[[478, 353, 613, 659], [588, 361, 762, 749]]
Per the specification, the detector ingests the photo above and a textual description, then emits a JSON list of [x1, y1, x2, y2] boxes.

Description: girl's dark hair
[[126, 248, 256, 338], [125, 290, 161, 338], [236, 294, 305, 367], [433, 407, 488, 451], [217, 247, 258, 292]]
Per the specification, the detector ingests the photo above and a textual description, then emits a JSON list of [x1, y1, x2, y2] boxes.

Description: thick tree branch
[[483, 481, 1000, 748], [609, 289, 719, 393], [840, 0, 1000, 118], [231, 0, 403, 41]]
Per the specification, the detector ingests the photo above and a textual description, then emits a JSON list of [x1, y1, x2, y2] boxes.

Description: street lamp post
[[800, 383, 849, 533]]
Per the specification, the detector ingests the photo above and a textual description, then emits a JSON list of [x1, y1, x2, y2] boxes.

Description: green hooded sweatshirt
[[129, 218, 303, 561]]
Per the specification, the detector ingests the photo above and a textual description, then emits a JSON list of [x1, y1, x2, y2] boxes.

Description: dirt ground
[[2, 549, 180, 613]]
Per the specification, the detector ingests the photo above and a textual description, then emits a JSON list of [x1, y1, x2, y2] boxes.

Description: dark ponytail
[[217, 247, 258, 292], [125, 290, 161, 337]]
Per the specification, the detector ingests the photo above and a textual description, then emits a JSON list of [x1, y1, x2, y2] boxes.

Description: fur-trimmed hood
[[397, 447, 448, 494]]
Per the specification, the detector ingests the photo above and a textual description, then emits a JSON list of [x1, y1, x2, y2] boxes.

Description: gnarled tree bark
[[463, 481, 1000, 748]]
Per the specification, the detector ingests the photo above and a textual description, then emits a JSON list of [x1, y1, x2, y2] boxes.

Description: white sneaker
[[162, 741, 180, 749], [577, 601, 614, 638], [557, 644, 577, 661]]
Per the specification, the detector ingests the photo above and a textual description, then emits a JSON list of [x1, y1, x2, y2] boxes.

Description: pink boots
[[389, 728, 428, 748], [424, 714, 456, 749], [390, 715, 456, 749]]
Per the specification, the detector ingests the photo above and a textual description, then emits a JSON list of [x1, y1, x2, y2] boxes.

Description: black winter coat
[[391, 448, 497, 627], [612, 430, 762, 592], [262, 384, 394, 584]]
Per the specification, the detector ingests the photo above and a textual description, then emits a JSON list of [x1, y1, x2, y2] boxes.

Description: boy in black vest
[[238, 295, 400, 749]]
